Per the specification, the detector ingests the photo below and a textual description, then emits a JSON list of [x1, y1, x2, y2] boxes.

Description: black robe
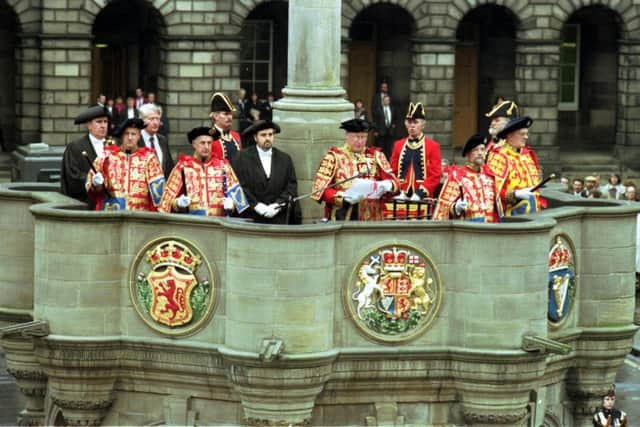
[[232, 145, 301, 224], [60, 134, 97, 207]]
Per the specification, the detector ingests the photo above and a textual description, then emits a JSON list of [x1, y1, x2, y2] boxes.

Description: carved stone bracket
[[0, 320, 49, 338], [462, 408, 529, 426], [50, 396, 114, 427]]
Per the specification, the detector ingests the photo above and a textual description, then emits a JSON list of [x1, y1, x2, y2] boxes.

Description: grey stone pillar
[[273, 0, 353, 221], [615, 42, 640, 167], [410, 39, 456, 159], [16, 34, 42, 145], [514, 40, 560, 171]]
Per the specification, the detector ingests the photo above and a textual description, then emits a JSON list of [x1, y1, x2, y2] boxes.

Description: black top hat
[[339, 118, 372, 132], [74, 105, 111, 124], [188, 126, 213, 143], [241, 120, 281, 137], [210, 92, 236, 112], [406, 102, 426, 120], [485, 100, 519, 119], [112, 118, 146, 138], [497, 116, 533, 140], [462, 134, 486, 157]]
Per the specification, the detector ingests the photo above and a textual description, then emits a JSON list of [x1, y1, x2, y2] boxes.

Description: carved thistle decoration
[[130, 237, 217, 337], [344, 244, 443, 343]]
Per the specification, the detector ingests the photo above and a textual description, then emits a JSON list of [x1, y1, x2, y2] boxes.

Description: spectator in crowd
[[92, 93, 106, 108], [571, 178, 587, 197], [624, 184, 638, 201], [134, 87, 146, 109], [354, 99, 367, 121], [373, 94, 397, 160], [601, 173, 625, 200], [261, 92, 276, 121], [147, 92, 170, 137], [371, 79, 390, 129], [584, 175, 599, 197], [592, 388, 627, 427], [246, 92, 262, 122], [114, 96, 125, 117]]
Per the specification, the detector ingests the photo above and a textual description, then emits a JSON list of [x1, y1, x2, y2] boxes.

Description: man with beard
[[433, 134, 499, 222], [232, 120, 301, 224], [486, 116, 543, 217], [159, 127, 249, 217], [86, 118, 165, 211], [209, 92, 242, 161], [311, 118, 398, 221], [61, 105, 111, 206], [484, 99, 519, 154]]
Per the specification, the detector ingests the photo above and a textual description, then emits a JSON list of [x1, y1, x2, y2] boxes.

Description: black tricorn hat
[[210, 92, 236, 112], [241, 120, 281, 137], [188, 126, 213, 143], [485, 100, 519, 119], [74, 105, 111, 124], [406, 102, 426, 120], [462, 134, 486, 157], [497, 116, 533, 140], [112, 118, 146, 138], [340, 118, 372, 132]]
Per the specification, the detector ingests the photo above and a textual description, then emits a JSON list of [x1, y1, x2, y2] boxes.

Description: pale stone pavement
[[1, 350, 638, 426]]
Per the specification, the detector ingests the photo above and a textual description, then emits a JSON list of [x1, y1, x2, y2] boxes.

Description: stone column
[[514, 40, 560, 171], [615, 42, 640, 166], [273, 0, 353, 220], [410, 39, 456, 159], [16, 33, 42, 145]]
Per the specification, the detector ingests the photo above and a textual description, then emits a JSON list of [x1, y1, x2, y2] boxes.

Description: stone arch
[[80, 0, 168, 34], [426, 0, 525, 40], [550, 0, 634, 40], [342, 0, 417, 39], [230, 0, 286, 30]]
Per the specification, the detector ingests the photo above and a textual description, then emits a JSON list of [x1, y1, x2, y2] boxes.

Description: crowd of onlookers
[[92, 87, 169, 137], [561, 173, 638, 201]]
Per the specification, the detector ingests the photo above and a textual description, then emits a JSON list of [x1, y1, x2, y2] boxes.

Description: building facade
[[0, 0, 639, 167]]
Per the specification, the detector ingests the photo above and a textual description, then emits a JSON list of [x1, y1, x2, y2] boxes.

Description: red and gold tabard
[[432, 164, 499, 223], [211, 127, 242, 162], [311, 145, 399, 221], [158, 154, 249, 216], [486, 143, 542, 217], [390, 134, 442, 197], [86, 145, 165, 211]]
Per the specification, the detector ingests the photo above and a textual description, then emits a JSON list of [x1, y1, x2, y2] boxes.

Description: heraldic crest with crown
[[548, 235, 576, 326], [130, 237, 216, 336], [345, 244, 443, 342]]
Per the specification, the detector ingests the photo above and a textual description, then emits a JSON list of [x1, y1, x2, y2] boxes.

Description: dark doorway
[[241, 1, 288, 100], [558, 6, 620, 151], [0, 1, 18, 151], [456, 6, 518, 141], [349, 4, 414, 128], [92, 0, 165, 101]]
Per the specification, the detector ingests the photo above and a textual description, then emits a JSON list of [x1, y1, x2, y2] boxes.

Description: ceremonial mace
[[81, 151, 112, 199], [530, 173, 557, 192]]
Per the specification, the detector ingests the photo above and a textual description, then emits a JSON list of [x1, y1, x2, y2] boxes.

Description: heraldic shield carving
[[548, 235, 577, 327], [345, 244, 443, 343], [130, 237, 217, 337]]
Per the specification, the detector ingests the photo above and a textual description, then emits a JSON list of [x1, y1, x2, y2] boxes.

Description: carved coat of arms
[[130, 238, 216, 336], [345, 245, 442, 343], [548, 236, 576, 326]]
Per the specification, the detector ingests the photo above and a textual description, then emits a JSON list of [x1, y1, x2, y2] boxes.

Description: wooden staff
[[530, 173, 557, 192], [81, 151, 112, 199]]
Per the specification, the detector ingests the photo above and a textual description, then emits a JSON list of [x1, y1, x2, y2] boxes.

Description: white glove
[[514, 188, 534, 200], [344, 193, 365, 204], [410, 192, 421, 201], [92, 172, 104, 187], [264, 203, 281, 218], [255, 202, 269, 216], [223, 197, 234, 211], [394, 191, 407, 200], [454, 199, 468, 215], [176, 195, 191, 208]]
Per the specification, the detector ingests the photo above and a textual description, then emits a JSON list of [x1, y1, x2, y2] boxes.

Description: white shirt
[[88, 133, 105, 157], [257, 147, 272, 178], [141, 129, 163, 169], [384, 105, 391, 126], [127, 108, 136, 119]]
